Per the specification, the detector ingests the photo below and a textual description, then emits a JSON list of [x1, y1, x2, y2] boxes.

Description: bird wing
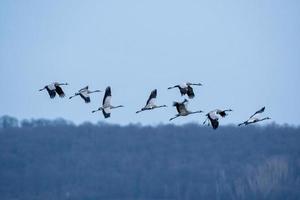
[[207, 110, 219, 129], [249, 107, 265, 119], [79, 90, 90, 103], [145, 89, 157, 107], [79, 86, 88, 92], [46, 86, 56, 98], [186, 86, 195, 98], [210, 118, 219, 129], [177, 102, 188, 114], [103, 86, 112, 107], [216, 109, 229, 117], [55, 85, 65, 97], [102, 107, 111, 118]]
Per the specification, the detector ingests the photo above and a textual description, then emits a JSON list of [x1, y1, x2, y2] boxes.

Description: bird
[[92, 86, 123, 118], [168, 82, 202, 99], [169, 99, 203, 121], [238, 107, 271, 126], [203, 109, 232, 129], [136, 89, 167, 113], [39, 82, 68, 98], [69, 86, 101, 103]]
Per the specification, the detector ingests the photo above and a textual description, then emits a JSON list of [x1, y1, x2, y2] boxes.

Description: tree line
[[0, 115, 300, 200]]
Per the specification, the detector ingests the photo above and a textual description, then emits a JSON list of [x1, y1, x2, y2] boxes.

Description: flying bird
[[203, 109, 233, 129], [92, 86, 123, 118], [39, 82, 68, 98], [136, 89, 167, 113], [169, 99, 203, 121], [69, 86, 101, 103], [238, 107, 271, 126], [168, 82, 202, 99]]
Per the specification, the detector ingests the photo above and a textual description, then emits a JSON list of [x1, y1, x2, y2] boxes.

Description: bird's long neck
[[168, 85, 179, 89], [182, 99, 188, 104], [69, 93, 79, 99], [111, 105, 123, 109]]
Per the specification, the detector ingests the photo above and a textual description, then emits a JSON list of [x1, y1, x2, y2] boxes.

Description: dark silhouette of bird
[[169, 99, 203, 121], [39, 82, 68, 98], [92, 86, 123, 118], [136, 89, 167, 114], [168, 82, 202, 99], [69, 86, 101, 103], [238, 107, 271, 126]]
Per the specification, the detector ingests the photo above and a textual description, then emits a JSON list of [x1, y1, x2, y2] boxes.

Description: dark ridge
[[0, 115, 300, 200]]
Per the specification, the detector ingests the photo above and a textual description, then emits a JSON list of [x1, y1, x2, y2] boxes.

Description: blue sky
[[0, 0, 299, 125]]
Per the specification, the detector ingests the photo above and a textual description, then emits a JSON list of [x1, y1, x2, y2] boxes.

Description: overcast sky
[[1, 0, 299, 126]]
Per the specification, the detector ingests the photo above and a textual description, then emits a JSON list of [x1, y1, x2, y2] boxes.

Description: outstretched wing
[[217, 109, 232, 118], [218, 111, 226, 117], [173, 100, 188, 114], [186, 86, 195, 99], [79, 86, 88, 92], [103, 86, 112, 107], [249, 107, 265, 119], [55, 85, 65, 97], [46, 86, 56, 98], [210, 119, 219, 129], [102, 108, 111, 118], [208, 110, 219, 129], [80, 90, 90, 103], [145, 89, 157, 107]]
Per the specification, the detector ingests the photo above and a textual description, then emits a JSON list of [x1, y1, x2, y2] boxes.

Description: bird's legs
[[169, 114, 180, 121]]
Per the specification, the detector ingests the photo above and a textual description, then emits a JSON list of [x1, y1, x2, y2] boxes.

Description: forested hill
[[0, 116, 300, 200]]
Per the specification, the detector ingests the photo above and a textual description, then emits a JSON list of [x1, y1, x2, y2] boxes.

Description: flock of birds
[[39, 82, 271, 129]]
